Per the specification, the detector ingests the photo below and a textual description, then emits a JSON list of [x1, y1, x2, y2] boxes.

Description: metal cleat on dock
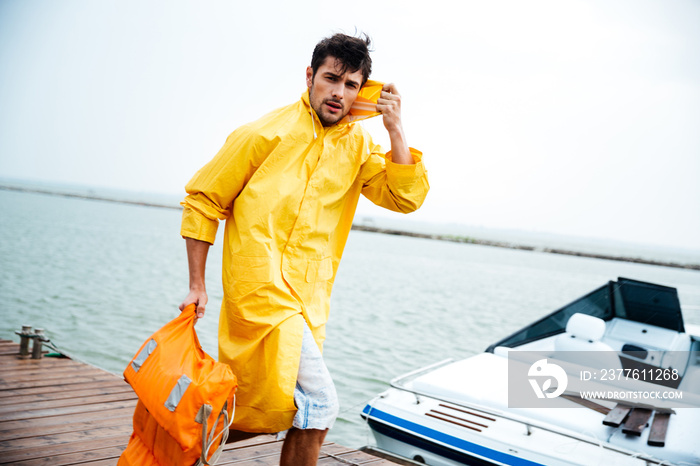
[[14, 326, 50, 359], [15, 325, 34, 358], [31, 328, 49, 359]]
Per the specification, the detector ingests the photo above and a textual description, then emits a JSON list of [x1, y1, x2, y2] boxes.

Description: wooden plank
[[0, 355, 102, 370], [11, 446, 127, 466], [0, 434, 129, 464], [0, 366, 108, 383], [0, 358, 98, 373], [319, 455, 390, 465], [648, 412, 671, 447], [0, 391, 138, 415], [0, 398, 137, 422], [0, 364, 102, 381], [622, 408, 653, 436], [0, 355, 77, 366], [0, 382, 133, 405], [0, 358, 120, 376], [0, 369, 98, 384], [217, 440, 344, 465], [602, 404, 632, 427], [218, 438, 288, 464], [224, 433, 279, 448], [220, 458, 279, 466], [321, 444, 398, 465], [0, 379, 129, 400], [0, 373, 121, 391], [71, 460, 123, 466], [0, 406, 134, 433], [0, 351, 70, 360], [0, 357, 84, 373], [0, 354, 77, 365], [217, 440, 394, 466], [0, 424, 133, 454], [319, 443, 378, 464], [0, 414, 134, 442], [360, 446, 421, 465], [0, 346, 22, 356]]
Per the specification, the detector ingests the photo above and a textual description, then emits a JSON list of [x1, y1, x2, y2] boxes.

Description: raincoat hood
[[344, 79, 384, 123]]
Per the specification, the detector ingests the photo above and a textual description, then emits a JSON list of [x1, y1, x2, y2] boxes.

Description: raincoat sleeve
[[358, 139, 429, 214], [180, 125, 268, 244]]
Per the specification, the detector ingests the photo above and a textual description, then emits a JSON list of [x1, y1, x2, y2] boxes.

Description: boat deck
[[0, 338, 396, 465]]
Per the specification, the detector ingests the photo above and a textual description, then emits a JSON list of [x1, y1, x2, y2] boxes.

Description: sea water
[[1, 188, 699, 449]]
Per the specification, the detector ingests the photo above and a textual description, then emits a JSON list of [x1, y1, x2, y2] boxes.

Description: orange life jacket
[[118, 305, 237, 465]]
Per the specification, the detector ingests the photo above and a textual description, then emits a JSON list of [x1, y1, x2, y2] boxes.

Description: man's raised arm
[[376, 82, 412, 165]]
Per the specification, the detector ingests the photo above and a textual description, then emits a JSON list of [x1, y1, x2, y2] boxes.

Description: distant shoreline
[[351, 225, 700, 271], [3, 184, 699, 271], [1, 184, 181, 210]]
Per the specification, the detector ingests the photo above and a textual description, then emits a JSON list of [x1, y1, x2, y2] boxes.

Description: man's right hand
[[182, 237, 212, 320], [180, 289, 208, 319]]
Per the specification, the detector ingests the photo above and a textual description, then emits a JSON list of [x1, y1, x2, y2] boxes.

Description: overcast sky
[[1, 0, 698, 250]]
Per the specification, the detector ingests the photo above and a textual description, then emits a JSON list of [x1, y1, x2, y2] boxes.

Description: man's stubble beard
[[309, 85, 346, 127]]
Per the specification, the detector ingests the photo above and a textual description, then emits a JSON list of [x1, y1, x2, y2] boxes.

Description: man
[[179, 33, 429, 465]]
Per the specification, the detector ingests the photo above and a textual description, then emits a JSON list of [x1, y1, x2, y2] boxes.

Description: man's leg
[[280, 321, 338, 465], [279, 427, 327, 466]]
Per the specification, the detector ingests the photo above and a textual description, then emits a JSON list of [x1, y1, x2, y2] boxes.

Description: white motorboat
[[362, 278, 700, 465]]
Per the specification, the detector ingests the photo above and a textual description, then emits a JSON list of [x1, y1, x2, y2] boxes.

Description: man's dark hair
[[311, 33, 372, 86]]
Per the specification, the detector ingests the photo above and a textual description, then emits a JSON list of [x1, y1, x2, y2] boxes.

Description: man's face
[[306, 56, 363, 127]]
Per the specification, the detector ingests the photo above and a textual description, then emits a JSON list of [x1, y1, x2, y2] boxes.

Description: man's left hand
[[377, 83, 403, 133], [377, 83, 412, 164]]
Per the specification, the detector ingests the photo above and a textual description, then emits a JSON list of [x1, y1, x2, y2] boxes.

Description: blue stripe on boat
[[363, 404, 544, 466]]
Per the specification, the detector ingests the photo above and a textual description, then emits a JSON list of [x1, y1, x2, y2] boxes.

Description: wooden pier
[[0, 338, 397, 465]]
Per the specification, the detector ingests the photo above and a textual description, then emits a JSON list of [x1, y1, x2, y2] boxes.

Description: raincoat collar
[[302, 80, 384, 137]]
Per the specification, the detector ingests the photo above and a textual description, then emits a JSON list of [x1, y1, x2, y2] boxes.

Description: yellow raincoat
[[180, 81, 429, 433]]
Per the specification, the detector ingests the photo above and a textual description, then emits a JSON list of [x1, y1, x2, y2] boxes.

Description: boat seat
[[553, 313, 622, 370]]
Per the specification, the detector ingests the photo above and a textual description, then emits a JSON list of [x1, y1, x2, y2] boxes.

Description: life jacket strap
[[195, 398, 234, 466]]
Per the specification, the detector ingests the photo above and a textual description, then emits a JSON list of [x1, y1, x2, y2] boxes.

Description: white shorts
[[287, 321, 339, 432]]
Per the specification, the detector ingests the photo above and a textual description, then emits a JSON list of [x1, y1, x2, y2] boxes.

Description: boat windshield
[[486, 278, 684, 352], [614, 278, 684, 332]]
